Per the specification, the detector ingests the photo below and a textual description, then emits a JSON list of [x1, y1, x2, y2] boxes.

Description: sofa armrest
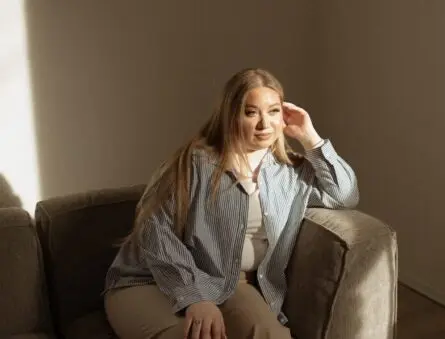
[[0, 208, 54, 338], [284, 208, 398, 339], [35, 184, 146, 337]]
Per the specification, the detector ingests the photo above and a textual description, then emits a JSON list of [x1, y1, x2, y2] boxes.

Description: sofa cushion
[[65, 310, 117, 339], [0, 207, 51, 338], [0, 208, 53, 337], [9, 333, 54, 339], [35, 185, 145, 337], [284, 213, 346, 339]]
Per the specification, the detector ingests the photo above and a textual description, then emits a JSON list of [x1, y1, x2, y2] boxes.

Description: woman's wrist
[[300, 131, 323, 150]]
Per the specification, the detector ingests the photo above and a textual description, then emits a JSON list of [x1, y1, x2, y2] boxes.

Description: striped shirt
[[104, 140, 359, 325]]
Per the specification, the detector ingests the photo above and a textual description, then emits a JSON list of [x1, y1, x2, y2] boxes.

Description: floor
[[398, 283, 445, 339]]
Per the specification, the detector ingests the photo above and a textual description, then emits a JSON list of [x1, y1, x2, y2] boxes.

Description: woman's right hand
[[184, 301, 227, 339]]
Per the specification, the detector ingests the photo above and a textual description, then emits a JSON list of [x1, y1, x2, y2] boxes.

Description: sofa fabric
[[284, 208, 397, 339], [34, 185, 145, 337], [0, 208, 54, 338], [64, 311, 116, 339], [9, 334, 54, 339]]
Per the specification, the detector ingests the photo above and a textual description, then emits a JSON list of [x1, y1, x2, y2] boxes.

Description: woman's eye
[[270, 109, 281, 115], [245, 110, 256, 116]]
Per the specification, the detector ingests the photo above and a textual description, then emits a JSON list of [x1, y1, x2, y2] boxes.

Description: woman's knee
[[221, 284, 292, 338]]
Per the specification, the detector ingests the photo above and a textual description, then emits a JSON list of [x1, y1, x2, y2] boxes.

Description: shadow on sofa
[[0, 185, 397, 339]]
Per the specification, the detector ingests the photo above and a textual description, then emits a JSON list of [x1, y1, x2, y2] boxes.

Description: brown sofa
[[0, 185, 398, 339]]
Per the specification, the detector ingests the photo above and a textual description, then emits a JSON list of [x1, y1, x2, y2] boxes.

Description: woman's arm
[[282, 102, 359, 209], [303, 140, 359, 209], [136, 159, 212, 313]]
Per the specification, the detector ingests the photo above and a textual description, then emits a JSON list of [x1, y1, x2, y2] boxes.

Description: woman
[[104, 68, 359, 339]]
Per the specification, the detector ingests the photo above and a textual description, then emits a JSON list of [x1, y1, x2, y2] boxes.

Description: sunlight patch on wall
[[0, 0, 40, 213]]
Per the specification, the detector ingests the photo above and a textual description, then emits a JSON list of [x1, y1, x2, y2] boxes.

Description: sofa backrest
[[34, 185, 145, 336], [0, 207, 53, 337]]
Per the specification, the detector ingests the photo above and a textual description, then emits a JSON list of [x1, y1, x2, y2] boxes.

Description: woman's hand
[[184, 301, 227, 339], [282, 102, 323, 150]]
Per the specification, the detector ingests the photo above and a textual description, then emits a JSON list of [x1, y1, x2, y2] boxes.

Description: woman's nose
[[258, 115, 271, 129]]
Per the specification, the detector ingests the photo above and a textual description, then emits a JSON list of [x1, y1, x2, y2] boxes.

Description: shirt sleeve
[[303, 139, 359, 209], [136, 160, 212, 313]]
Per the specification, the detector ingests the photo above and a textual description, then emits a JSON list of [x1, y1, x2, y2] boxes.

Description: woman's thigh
[[105, 285, 184, 339], [220, 282, 292, 339]]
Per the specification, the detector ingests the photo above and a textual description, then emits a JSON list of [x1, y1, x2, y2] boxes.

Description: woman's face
[[240, 87, 283, 152]]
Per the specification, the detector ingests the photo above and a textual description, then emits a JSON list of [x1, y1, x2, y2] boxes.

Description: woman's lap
[[105, 282, 291, 339], [105, 285, 184, 339]]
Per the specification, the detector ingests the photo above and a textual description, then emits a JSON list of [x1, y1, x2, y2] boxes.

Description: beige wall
[[24, 1, 445, 303], [24, 0, 311, 198], [301, 1, 445, 304]]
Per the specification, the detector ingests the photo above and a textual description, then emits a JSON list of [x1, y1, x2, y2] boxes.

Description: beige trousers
[[105, 272, 292, 339]]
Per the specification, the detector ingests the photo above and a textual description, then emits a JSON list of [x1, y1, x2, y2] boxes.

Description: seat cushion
[[35, 185, 145, 336], [65, 310, 117, 339], [9, 333, 54, 339]]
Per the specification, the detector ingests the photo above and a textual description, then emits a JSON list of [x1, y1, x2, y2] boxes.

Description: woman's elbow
[[340, 185, 360, 209]]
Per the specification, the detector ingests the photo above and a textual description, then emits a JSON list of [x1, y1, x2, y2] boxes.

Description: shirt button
[[178, 296, 184, 301], [259, 274, 263, 279], [264, 212, 269, 216]]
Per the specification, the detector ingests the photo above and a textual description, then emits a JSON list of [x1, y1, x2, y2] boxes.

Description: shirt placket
[[255, 167, 279, 312]]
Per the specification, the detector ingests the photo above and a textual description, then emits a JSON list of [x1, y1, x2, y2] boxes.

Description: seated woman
[[103, 68, 359, 339]]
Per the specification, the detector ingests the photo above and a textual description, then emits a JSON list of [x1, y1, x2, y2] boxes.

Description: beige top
[[238, 179, 268, 271], [234, 148, 270, 272]]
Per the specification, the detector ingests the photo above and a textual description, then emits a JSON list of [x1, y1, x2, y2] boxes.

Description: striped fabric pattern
[[104, 140, 359, 325]]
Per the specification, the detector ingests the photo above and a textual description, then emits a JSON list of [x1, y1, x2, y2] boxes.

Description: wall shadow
[[0, 173, 22, 208], [22, 1, 308, 201]]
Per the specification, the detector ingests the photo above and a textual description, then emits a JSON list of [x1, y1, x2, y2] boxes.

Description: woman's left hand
[[282, 102, 323, 150]]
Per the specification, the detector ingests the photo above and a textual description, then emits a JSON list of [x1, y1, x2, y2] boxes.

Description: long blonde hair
[[123, 68, 300, 245]]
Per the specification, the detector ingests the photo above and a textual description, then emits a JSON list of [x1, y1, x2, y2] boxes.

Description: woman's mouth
[[255, 133, 273, 140]]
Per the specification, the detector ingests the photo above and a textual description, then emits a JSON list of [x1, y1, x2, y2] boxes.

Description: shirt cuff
[[171, 285, 208, 313], [307, 138, 325, 150], [304, 139, 338, 166]]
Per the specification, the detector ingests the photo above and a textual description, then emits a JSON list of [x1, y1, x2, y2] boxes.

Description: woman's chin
[[249, 141, 275, 150]]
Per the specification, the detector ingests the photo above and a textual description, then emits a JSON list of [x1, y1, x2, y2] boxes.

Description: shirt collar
[[192, 147, 278, 168], [261, 148, 278, 168]]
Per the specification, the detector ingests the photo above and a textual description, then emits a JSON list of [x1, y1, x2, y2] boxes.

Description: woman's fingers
[[221, 316, 228, 339], [183, 301, 225, 338], [211, 316, 225, 339], [200, 317, 213, 339], [282, 101, 294, 108], [190, 319, 202, 339], [283, 101, 305, 112], [183, 316, 193, 338], [283, 102, 309, 119]]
